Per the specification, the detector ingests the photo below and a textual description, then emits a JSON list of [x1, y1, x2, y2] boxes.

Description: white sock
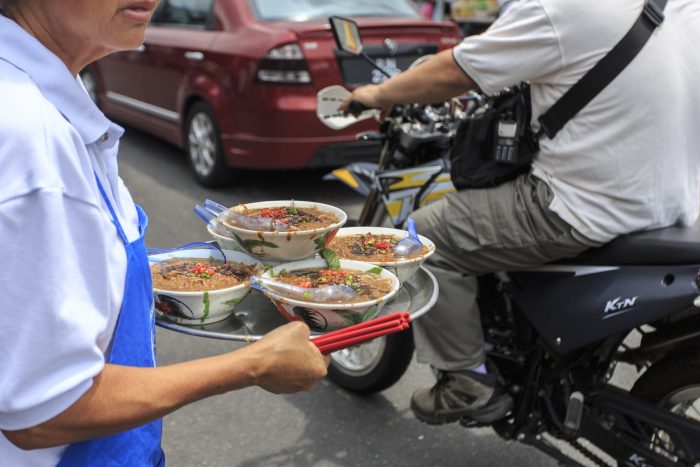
[[469, 363, 488, 374]]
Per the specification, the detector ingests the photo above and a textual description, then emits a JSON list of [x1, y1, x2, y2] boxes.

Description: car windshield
[[249, 0, 420, 21]]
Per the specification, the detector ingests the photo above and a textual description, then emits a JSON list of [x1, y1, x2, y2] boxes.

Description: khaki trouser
[[411, 174, 602, 370]]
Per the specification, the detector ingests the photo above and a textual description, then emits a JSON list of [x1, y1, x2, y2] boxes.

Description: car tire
[[79, 66, 99, 104], [184, 101, 232, 187]]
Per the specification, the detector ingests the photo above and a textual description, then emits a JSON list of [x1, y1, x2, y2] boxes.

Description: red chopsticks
[[313, 311, 411, 355]]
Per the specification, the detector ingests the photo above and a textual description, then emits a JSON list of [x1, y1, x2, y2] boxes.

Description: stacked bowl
[[153, 200, 434, 332]]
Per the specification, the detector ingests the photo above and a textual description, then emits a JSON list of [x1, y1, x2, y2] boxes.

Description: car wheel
[[185, 101, 231, 187], [80, 67, 99, 104]]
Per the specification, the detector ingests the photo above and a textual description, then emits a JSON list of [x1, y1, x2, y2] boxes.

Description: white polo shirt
[[0, 15, 141, 466], [454, 0, 700, 242]]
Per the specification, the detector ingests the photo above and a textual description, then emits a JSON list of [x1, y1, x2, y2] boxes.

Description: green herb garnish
[[320, 247, 340, 269]]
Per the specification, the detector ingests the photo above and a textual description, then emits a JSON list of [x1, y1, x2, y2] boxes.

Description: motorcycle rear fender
[[510, 264, 700, 353]]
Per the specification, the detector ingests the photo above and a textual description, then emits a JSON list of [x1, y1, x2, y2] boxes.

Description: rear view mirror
[[329, 16, 363, 55]]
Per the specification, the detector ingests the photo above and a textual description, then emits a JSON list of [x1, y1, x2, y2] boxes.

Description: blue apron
[[57, 175, 165, 466]]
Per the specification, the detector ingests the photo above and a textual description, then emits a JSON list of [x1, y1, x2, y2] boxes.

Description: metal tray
[[156, 266, 438, 342]]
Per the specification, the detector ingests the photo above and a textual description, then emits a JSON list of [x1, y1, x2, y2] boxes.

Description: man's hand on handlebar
[[339, 84, 393, 118]]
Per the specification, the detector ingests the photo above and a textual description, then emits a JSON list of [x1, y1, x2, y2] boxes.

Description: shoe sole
[[410, 393, 514, 426], [463, 394, 514, 424], [411, 394, 513, 425]]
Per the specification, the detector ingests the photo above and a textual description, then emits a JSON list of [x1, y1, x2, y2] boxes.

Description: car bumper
[[221, 135, 380, 169]]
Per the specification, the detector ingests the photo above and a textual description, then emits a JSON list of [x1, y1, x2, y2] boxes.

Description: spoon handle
[[204, 199, 228, 215], [407, 217, 421, 243], [146, 241, 227, 263]]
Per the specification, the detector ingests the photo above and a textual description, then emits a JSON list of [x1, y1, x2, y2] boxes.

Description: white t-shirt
[[453, 0, 700, 242], [0, 16, 140, 466]]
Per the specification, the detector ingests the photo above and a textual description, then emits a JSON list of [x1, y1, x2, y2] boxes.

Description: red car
[[82, 0, 461, 186]]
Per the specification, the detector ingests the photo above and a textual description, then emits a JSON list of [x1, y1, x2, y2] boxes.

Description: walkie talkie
[[493, 111, 519, 164]]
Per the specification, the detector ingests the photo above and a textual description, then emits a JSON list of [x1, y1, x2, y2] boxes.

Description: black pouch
[[450, 83, 539, 189]]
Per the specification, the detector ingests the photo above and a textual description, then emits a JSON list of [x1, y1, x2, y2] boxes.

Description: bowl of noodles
[[149, 248, 262, 325], [207, 200, 347, 262], [326, 226, 436, 283], [259, 258, 400, 332]]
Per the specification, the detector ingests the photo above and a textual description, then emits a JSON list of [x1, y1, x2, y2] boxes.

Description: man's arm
[[342, 48, 476, 114], [3, 321, 329, 450]]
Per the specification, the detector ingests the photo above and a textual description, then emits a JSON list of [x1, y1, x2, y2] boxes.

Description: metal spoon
[[249, 275, 357, 303], [147, 241, 227, 264], [203, 199, 289, 232], [394, 217, 423, 258]]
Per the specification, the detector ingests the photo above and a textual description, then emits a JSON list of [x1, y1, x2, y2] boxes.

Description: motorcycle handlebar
[[345, 100, 370, 117]]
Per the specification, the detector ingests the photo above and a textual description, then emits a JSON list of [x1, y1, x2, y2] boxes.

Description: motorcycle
[[317, 71, 468, 394], [319, 16, 700, 466]]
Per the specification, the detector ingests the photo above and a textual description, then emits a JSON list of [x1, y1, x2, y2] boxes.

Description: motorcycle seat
[[558, 221, 700, 266]]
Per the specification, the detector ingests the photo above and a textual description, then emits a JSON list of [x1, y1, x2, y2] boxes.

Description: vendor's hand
[[250, 321, 330, 394], [339, 84, 392, 117]]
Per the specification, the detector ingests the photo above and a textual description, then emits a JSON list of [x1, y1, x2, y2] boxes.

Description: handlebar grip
[[346, 100, 369, 117]]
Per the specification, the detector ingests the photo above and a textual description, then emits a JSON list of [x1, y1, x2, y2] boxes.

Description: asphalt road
[[118, 126, 557, 467]]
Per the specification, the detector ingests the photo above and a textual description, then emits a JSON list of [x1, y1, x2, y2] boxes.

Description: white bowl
[[207, 225, 246, 253], [149, 249, 262, 325], [260, 259, 400, 332], [326, 226, 435, 283], [206, 200, 347, 262]]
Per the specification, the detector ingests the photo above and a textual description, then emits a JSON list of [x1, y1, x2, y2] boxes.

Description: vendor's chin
[[114, 28, 148, 51]]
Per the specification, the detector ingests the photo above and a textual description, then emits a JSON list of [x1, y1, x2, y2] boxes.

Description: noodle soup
[[232, 206, 339, 232], [207, 200, 347, 262], [151, 258, 257, 292], [149, 250, 262, 325], [260, 259, 400, 332], [326, 227, 436, 284], [328, 233, 430, 262], [272, 267, 394, 304]]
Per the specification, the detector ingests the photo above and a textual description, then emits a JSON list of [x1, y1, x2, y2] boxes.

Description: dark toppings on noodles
[[328, 233, 428, 261], [274, 268, 393, 303], [238, 206, 338, 231], [151, 258, 258, 292]]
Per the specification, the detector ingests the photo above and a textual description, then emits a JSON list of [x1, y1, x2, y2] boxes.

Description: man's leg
[[409, 175, 601, 424]]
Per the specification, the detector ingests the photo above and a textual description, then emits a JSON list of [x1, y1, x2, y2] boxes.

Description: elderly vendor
[[0, 1, 329, 465]]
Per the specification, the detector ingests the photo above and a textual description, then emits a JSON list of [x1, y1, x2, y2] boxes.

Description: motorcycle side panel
[[377, 165, 454, 226], [510, 265, 699, 353], [323, 162, 378, 197]]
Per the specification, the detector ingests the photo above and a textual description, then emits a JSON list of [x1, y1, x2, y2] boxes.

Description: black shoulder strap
[[537, 0, 667, 139]]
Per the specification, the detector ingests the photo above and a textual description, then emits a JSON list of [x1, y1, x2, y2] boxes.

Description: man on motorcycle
[[341, 0, 700, 425]]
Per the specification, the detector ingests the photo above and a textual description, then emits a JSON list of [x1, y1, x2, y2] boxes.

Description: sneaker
[[410, 369, 513, 425]]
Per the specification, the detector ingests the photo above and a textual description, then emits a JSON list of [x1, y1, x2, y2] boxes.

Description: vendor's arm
[[3, 322, 328, 450], [0, 108, 328, 451], [340, 49, 476, 114]]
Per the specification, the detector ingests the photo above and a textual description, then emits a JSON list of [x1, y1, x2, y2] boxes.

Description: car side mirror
[[329, 16, 363, 55]]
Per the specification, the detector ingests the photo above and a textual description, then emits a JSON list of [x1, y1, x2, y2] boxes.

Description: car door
[[141, 0, 216, 127], [96, 46, 148, 111]]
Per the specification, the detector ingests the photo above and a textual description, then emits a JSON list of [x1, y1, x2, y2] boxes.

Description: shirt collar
[[0, 15, 114, 145]]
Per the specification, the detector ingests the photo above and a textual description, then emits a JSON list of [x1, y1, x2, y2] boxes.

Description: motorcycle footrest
[[563, 391, 584, 431]]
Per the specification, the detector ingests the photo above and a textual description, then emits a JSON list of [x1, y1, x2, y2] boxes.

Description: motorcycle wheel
[[327, 328, 414, 394], [626, 348, 700, 465], [326, 192, 415, 394]]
